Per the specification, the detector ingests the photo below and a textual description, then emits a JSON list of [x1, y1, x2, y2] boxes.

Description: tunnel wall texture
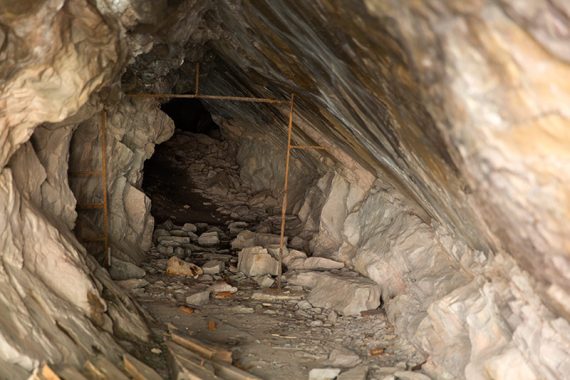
[[0, 0, 569, 378]]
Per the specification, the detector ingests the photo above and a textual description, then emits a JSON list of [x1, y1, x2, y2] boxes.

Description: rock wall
[[70, 98, 174, 263], [0, 0, 157, 376], [308, 168, 570, 379]]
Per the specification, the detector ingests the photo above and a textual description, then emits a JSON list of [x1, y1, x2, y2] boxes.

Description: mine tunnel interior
[[2, 1, 568, 379]]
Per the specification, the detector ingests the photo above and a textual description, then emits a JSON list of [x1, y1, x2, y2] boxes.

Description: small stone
[[198, 231, 220, 247], [174, 247, 185, 258], [328, 310, 338, 324], [183, 224, 197, 233], [209, 281, 238, 294], [109, 258, 146, 281], [227, 306, 255, 314], [185, 290, 210, 306], [165, 257, 203, 278], [254, 274, 275, 288], [202, 260, 223, 275], [309, 368, 342, 380], [297, 300, 313, 310], [151, 348, 162, 355], [228, 221, 248, 235], [309, 320, 324, 327], [238, 246, 279, 276], [328, 348, 362, 368]]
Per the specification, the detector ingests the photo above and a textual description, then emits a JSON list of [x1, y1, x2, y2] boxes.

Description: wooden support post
[[100, 111, 111, 268], [195, 62, 200, 96], [277, 94, 295, 289], [128, 92, 288, 104]]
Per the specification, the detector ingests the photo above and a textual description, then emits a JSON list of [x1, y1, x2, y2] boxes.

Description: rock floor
[[121, 222, 426, 380], [127, 130, 428, 379]]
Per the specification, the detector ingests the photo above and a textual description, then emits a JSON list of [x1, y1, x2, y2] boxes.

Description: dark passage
[[142, 99, 224, 225], [160, 98, 221, 138]]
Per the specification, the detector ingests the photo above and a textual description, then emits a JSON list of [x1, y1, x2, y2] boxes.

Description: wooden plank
[[166, 342, 221, 380], [170, 332, 232, 364], [57, 367, 90, 380], [84, 356, 129, 380], [123, 354, 163, 380]]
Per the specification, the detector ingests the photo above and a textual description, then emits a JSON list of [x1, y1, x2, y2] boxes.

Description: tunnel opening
[[142, 98, 226, 226]]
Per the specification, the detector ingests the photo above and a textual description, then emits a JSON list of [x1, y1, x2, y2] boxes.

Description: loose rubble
[[128, 130, 428, 379]]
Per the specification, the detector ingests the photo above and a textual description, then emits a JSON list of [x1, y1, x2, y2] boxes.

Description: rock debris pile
[[115, 214, 427, 379]]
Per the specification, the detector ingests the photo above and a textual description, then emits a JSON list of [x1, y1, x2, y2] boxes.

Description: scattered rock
[[198, 231, 220, 247], [209, 281, 238, 294], [185, 290, 210, 306], [116, 279, 149, 290], [228, 221, 248, 235], [238, 246, 280, 276], [202, 260, 223, 275], [254, 274, 275, 288], [182, 223, 197, 233], [165, 257, 203, 278], [289, 272, 381, 315], [157, 235, 191, 245], [157, 245, 174, 255], [226, 306, 255, 314], [231, 230, 283, 249], [109, 258, 146, 281], [309, 368, 342, 380], [328, 348, 362, 368]]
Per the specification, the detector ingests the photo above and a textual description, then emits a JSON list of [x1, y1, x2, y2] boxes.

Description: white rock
[[309, 368, 342, 380], [202, 260, 223, 274], [198, 231, 220, 247], [209, 281, 238, 294], [287, 257, 345, 270], [238, 246, 280, 276], [109, 258, 146, 280], [289, 272, 380, 315], [328, 348, 362, 368], [185, 291, 210, 306]]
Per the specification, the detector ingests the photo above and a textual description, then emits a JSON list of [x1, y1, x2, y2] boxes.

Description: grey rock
[[198, 231, 220, 247], [309, 368, 342, 380], [202, 260, 223, 275], [182, 223, 197, 233], [185, 291, 210, 306], [109, 258, 146, 280], [254, 274, 275, 288], [328, 348, 362, 368], [116, 278, 149, 290], [157, 235, 191, 244], [393, 371, 431, 380]]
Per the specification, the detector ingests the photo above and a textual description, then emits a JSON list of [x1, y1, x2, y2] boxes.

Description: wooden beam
[[128, 93, 288, 104]]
